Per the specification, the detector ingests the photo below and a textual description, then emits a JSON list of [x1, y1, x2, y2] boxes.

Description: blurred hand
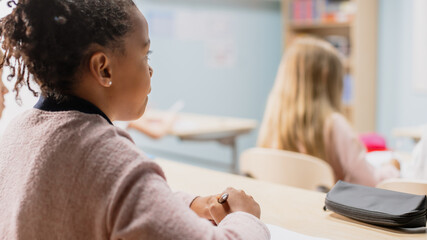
[[209, 187, 261, 225], [127, 111, 177, 139], [128, 117, 169, 139], [389, 158, 401, 171]]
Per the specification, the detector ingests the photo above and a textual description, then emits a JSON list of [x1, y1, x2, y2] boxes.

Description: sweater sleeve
[[173, 191, 197, 207], [106, 161, 270, 240], [329, 114, 399, 187]]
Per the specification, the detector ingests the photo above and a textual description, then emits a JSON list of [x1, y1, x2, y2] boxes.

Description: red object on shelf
[[359, 133, 388, 152]]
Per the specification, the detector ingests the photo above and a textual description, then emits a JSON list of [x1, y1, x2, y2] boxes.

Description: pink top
[[0, 109, 269, 239], [323, 113, 399, 186]]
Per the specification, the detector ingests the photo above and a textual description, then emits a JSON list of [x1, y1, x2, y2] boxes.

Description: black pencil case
[[324, 180, 427, 228]]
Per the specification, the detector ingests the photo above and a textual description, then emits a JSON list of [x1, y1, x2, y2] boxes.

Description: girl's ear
[[89, 52, 113, 87]]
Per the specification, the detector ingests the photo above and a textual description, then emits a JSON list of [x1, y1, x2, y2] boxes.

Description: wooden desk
[[392, 125, 426, 142], [156, 159, 426, 240], [146, 110, 257, 173]]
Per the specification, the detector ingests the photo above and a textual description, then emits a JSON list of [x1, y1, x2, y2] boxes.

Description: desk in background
[[156, 159, 426, 240], [392, 125, 426, 142], [145, 110, 257, 173]]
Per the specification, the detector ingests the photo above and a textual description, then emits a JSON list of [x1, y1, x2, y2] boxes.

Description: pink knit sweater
[[0, 109, 269, 239], [323, 113, 399, 187]]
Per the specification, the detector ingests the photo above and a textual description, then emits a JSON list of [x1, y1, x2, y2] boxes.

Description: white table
[[392, 125, 426, 142], [145, 110, 257, 173]]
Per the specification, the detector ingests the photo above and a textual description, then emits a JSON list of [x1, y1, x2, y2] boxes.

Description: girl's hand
[[190, 195, 218, 225], [209, 187, 261, 225]]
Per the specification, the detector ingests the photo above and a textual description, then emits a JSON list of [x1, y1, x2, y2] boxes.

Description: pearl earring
[[108, 81, 112, 86]]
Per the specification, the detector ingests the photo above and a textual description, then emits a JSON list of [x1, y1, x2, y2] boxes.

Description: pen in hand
[[218, 193, 229, 204]]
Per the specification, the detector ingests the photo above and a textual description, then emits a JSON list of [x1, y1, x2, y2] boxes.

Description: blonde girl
[[258, 37, 398, 187]]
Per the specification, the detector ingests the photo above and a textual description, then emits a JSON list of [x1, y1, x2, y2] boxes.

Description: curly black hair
[[0, 0, 136, 101]]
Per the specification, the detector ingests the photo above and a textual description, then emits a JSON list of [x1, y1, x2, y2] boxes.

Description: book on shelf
[[290, 0, 356, 24]]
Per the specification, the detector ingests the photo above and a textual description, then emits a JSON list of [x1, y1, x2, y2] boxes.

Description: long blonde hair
[[257, 37, 344, 161]]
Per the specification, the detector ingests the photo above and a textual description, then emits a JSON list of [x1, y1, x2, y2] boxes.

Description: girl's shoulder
[[328, 112, 348, 123], [34, 109, 160, 181], [327, 112, 353, 130], [16, 109, 139, 159], [324, 112, 355, 140]]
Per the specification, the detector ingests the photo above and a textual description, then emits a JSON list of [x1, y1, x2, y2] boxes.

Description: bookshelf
[[290, 22, 351, 30], [282, 0, 378, 132]]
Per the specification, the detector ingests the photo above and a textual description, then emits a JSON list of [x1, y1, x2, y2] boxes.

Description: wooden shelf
[[290, 21, 352, 30]]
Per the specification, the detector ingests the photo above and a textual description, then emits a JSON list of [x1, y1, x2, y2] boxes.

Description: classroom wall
[[132, 0, 282, 170], [377, 0, 427, 150]]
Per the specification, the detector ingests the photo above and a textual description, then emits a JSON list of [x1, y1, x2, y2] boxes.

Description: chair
[[239, 148, 335, 191], [377, 178, 427, 195]]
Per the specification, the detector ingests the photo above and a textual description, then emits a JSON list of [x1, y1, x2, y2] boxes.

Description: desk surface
[[145, 110, 257, 138], [392, 125, 426, 142], [156, 159, 426, 240]]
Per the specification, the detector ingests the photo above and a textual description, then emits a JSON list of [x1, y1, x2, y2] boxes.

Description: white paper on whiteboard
[[174, 10, 233, 42]]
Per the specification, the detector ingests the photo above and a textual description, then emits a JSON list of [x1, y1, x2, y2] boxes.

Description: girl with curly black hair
[[0, 1, 269, 239]]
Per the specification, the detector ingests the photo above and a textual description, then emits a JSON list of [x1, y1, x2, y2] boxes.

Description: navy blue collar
[[34, 95, 113, 125]]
